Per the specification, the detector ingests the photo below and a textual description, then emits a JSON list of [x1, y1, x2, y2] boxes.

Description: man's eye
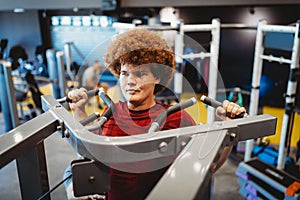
[[120, 71, 127, 76], [136, 71, 147, 77]]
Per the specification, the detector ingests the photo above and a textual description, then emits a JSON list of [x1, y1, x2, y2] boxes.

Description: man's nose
[[127, 72, 137, 85]]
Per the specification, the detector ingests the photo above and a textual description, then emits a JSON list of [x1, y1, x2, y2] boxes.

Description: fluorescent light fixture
[[13, 8, 25, 13], [61, 16, 72, 26], [51, 17, 60, 26], [92, 17, 100, 26], [82, 16, 91, 26], [132, 19, 142, 25], [73, 17, 82, 26], [100, 16, 109, 27]]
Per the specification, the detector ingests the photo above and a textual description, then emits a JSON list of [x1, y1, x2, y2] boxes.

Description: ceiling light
[[13, 8, 25, 13]]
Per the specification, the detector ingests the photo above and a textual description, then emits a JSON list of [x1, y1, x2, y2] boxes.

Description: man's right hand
[[67, 88, 89, 111]]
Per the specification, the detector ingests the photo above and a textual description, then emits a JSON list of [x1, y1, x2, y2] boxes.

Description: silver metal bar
[[0, 111, 59, 199], [46, 49, 60, 99], [56, 51, 68, 99], [246, 19, 267, 161], [260, 24, 297, 33], [144, 25, 179, 31], [146, 130, 227, 200], [41, 95, 277, 165], [0, 111, 59, 168], [260, 54, 292, 64], [0, 92, 277, 199], [147, 23, 257, 31], [182, 23, 218, 32], [64, 42, 75, 81], [221, 23, 256, 29], [147, 23, 294, 31], [181, 52, 211, 60], [208, 18, 221, 123], [2, 60, 20, 128], [0, 61, 14, 131]]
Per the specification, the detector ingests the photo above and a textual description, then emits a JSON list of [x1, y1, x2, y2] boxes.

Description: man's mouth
[[126, 89, 139, 94]]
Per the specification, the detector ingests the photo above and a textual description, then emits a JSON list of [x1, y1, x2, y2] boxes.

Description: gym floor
[[0, 83, 298, 199]]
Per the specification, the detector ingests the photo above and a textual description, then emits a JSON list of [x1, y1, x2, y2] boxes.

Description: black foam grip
[[200, 95, 222, 108]]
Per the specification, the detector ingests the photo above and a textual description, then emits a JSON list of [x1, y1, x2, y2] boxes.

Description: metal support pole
[[56, 51, 68, 99], [46, 49, 60, 99], [207, 18, 221, 123], [64, 42, 75, 81], [0, 61, 14, 131], [174, 24, 184, 97], [16, 142, 50, 200], [174, 19, 221, 123], [277, 21, 300, 170], [245, 20, 267, 162], [1, 60, 20, 129]]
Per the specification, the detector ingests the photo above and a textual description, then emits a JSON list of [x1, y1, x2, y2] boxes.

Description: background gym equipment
[[174, 18, 221, 123], [46, 49, 68, 100], [237, 19, 300, 200], [0, 50, 66, 132], [245, 20, 300, 169], [236, 158, 300, 199]]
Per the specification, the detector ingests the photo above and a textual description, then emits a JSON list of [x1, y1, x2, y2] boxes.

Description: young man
[[67, 28, 246, 200]]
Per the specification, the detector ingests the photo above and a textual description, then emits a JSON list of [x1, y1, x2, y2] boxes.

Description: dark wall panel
[[0, 10, 42, 61]]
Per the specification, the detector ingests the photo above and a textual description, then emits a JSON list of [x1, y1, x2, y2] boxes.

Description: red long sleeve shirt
[[101, 101, 196, 200]]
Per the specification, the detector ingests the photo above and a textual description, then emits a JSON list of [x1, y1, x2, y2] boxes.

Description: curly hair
[[103, 28, 175, 94]]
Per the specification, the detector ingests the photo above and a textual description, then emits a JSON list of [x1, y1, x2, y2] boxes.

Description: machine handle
[[200, 95, 247, 118], [80, 112, 100, 126], [148, 97, 197, 133], [57, 88, 100, 103]]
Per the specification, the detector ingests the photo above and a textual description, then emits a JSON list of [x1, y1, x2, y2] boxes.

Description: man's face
[[119, 64, 160, 108]]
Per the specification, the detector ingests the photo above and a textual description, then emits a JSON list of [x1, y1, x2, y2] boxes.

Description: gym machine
[[245, 20, 300, 166], [0, 89, 276, 199], [145, 19, 221, 122], [46, 49, 68, 100], [174, 18, 221, 123], [64, 42, 88, 82], [0, 50, 67, 132], [238, 20, 300, 200], [0, 60, 20, 130], [236, 157, 300, 199]]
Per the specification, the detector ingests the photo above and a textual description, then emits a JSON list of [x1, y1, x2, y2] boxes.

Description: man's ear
[[155, 77, 160, 84]]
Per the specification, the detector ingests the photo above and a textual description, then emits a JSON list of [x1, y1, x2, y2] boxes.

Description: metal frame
[[0, 60, 20, 131], [46, 49, 68, 99], [245, 20, 300, 170], [145, 19, 220, 122], [0, 111, 58, 199], [0, 93, 276, 199], [175, 19, 221, 123]]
